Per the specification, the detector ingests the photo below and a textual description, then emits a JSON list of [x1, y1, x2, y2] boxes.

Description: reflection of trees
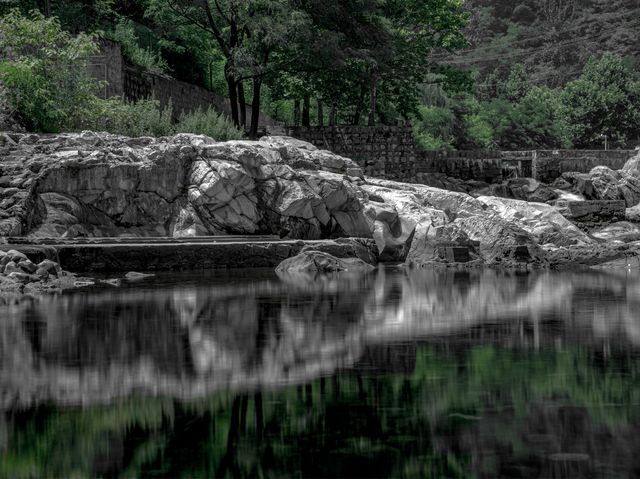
[[4, 345, 640, 478]]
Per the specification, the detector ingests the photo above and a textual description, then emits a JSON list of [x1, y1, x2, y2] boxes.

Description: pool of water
[[2, 266, 640, 478]]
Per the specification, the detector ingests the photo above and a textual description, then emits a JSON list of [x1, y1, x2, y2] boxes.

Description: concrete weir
[[0, 236, 356, 273]]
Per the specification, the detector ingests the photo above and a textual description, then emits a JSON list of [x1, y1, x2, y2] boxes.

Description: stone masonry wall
[[531, 150, 636, 183], [88, 40, 275, 127], [87, 40, 123, 99], [283, 126, 638, 184], [285, 125, 420, 181]]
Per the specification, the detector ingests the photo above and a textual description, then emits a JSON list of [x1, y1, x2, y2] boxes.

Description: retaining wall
[[89, 40, 275, 127], [283, 126, 638, 184]]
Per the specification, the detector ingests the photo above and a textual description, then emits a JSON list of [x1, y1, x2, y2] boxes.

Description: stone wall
[[531, 150, 637, 183], [284, 125, 419, 181], [87, 40, 123, 99], [283, 126, 638, 184], [89, 40, 275, 127], [418, 150, 503, 182]]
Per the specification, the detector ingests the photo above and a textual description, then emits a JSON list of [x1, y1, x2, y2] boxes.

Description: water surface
[[2, 267, 640, 478]]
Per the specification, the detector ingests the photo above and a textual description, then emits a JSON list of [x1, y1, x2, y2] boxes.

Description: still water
[[2, 266, 640, 478]]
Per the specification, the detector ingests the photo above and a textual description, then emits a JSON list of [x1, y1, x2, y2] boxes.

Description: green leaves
[[562, 54, 640, 148], [0, 9, 100, 132]]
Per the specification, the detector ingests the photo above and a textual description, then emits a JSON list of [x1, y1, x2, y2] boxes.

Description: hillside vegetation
[[446, 0, 640, 86]]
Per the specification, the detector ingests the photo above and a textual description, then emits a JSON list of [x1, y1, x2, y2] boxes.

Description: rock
[[562, 153, 640, 207], [3, 261, 19, 275], [300, 238, 377, 265], [37, 259, 61, 276], [0, 131, 616, 267], [34, 267, 49, 280], [7, 272, 37, 283], [473, 178, 558, 203], [6, 249, 27, 263], [275, 251, 375, 276], [125, 272, 155, 281], [626, 203, 640, 222], [592, 222, 640, 243], [476, 196, 592, 247], [17, 260, 37, 274]]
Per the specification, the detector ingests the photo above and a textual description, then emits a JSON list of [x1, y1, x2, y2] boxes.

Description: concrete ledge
[[0, 239, 377, 273]]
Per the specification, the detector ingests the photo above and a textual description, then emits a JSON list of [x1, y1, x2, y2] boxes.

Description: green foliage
[[562, 53, 640, 148], [504, 63, 530, 103], [82, 98, 174, 137], [413, 105, 455, 150], [0, 9, 100, 132], [174, 106, 245, 141], [105, 18, 167, 73]]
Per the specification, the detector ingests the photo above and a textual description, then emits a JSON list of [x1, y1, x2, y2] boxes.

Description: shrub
[[0, 9, 99, 132], [105, 18, 167, 74], [412, 105, 455, 150], [174, 106, 244, 141], [82, 97, 174, 137]]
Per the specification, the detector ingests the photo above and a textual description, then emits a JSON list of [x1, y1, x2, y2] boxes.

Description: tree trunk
[[237, 81, 247, 128], [317, 99, 324, 126], [368, 75, 378, 126], [225, 63, 240, 128], [293, 99, 300, 126], [302, 95, 310, 127], [249, 77, 262, 139], [329, 103, 337, 126]]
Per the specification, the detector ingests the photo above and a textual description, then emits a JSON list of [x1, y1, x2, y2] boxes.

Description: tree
[[0, 9, 99, 132], [147, 0, 308, 137], [563, 54, 640, 148]]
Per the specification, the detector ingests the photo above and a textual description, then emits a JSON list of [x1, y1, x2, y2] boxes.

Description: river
[[1, 266, 640, 478]]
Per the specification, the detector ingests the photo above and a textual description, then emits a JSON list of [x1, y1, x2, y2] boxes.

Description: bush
[[174, 106, 244, 141], [105, 18, 167, 74], [412, 105, 455, 150], [0, 9, 99, 132], [82, 98, 174, 137]]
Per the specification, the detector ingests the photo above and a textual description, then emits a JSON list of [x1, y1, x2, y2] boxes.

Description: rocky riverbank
[[1, 131, 640, 273]]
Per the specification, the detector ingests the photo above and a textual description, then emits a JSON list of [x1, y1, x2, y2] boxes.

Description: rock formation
[[0, 131, 628, 267], [559, 153, 640, 207]]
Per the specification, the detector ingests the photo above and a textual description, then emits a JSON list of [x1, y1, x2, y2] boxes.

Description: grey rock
[[125, 272, 155, 281], [17, 260, 37, 274], [7, 272, 37, 283], [275, 251, 375, 276], [3, 261, 19, 275], [37, 259, 61, 276]]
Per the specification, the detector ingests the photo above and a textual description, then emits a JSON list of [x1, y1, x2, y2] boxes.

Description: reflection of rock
[[3, 267, 640, 407]]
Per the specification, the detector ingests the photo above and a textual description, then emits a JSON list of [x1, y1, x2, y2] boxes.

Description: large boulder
[[473, 178, 558, 203], [476, 196, 592, 247], [275, 251, 375, 276], [564, 154, 640, 208]]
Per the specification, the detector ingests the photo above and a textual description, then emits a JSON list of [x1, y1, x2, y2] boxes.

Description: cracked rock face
[[0, 131, 598, 265]]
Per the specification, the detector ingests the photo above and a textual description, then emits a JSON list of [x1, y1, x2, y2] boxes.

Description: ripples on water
[[2, 267, 640, 478]]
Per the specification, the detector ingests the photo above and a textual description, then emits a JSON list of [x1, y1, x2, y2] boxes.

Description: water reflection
[[2, 268, 640, 477]]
